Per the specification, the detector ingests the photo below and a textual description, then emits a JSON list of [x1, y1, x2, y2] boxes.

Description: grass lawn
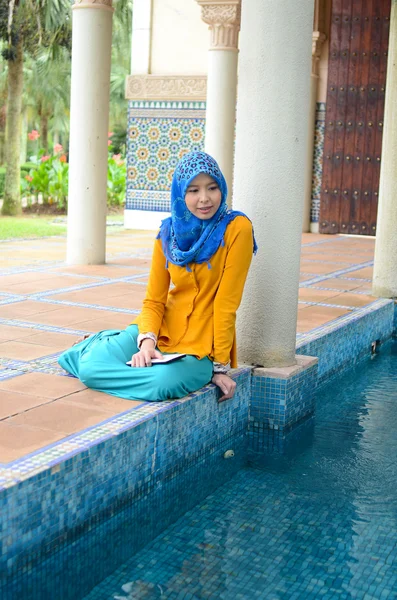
[[0, 216, 67, 240]]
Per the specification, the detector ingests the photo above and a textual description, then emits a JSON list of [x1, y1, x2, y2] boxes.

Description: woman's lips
[[198, 206, 212, 213]]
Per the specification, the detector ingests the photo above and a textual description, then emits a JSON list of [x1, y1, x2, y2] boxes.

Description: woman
[[59, 151, 257, 402]]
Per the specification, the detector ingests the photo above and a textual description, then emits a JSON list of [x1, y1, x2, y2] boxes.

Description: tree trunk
[[20, 107, 28, 164], [2, 40, 24, 216], [40, 114, 48, 153]]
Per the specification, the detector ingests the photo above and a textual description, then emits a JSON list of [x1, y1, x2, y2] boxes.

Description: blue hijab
[[157, 151, 257, 268]]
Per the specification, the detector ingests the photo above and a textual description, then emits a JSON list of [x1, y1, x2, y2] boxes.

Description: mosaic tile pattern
[[126, 101, 206, 212], [250, 359, 318, 431], [310, 102, 326, 223], [0, 369, 251, 585], [297, 299, 394, 385]]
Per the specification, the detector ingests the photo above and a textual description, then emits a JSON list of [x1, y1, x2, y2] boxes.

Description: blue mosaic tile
[[0, 369, 251, 584], [297, 299, 394, 385], [250, 359, 318, 432]]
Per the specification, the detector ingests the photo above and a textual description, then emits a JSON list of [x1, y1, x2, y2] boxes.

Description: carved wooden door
[[319, 0, 391, 235]]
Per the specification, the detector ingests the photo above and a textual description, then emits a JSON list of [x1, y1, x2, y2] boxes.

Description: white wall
[[151, 0, 208, 74]]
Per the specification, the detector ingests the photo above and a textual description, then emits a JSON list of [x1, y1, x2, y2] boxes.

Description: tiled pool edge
[[297, 298, 394, 385], [0, 368, 251, 579], [1, 297, 396, 584]]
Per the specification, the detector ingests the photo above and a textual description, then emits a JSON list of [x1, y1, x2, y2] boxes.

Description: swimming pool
[[4, 341, 397, 599]]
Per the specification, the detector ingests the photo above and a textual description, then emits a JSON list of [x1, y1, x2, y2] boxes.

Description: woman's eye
[[187, 189, 198, 194], [209, 186, 218, 191]]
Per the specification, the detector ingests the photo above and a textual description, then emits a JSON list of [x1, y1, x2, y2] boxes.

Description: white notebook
[[126, 353, 186, 366]]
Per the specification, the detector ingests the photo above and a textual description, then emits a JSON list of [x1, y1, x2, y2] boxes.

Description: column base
[[249, 355, 318, 432], [310, 221, 319, 233]]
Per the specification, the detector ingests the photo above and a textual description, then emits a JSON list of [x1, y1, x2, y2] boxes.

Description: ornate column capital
[[196, 0, 241, 50], [312, 31, 326, 76], [73, 0, 114, 12]]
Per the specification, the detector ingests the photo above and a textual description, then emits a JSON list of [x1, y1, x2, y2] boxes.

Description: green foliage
[[19, 153, 126, 209], [107, 155, 127, 206]]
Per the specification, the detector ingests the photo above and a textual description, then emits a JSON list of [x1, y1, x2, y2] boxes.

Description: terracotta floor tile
[[66, 388, 142, 412], [106, 257, 152, 268], [0, 372, 86, 398], [0, 271, 58, 287], [299, 262, 343, 275], [0, 324, 38, 341], [18, 331, 76, 348], [325, 292, 376, 308], [311, 278, 362, 291], [297, 305, 350, 332], [347, 267, 374, 279], [9, 399, 112, 434], [0, 390, 52, 419], [4, 276, 95, 295], [52, 283, 148, 303], [298, 288, 342, 302], [353, 283, 374, 293], [300, 253, 355, 264], [0, 341, 57, 361], [54, 265, 146, 279], [0, 300, 61, 318], [25, 306, 131, 327], [90, 294, 144, 310], [0, 422, 66, 463], [71, 316, 131, 331]]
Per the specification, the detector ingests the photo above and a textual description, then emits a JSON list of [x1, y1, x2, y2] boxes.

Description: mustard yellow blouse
[[133, 215, 254, 367]]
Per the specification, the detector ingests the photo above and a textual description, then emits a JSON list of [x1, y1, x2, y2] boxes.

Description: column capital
[[312, 31, 326, 76], [196, 0, 241, 50], [73, 0, 114, 12]]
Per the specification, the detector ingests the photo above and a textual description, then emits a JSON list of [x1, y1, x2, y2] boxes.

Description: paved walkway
[[0, 230, 376, 464]]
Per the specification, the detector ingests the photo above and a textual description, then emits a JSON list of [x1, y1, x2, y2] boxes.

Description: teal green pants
[[58, 325, 213, 402]]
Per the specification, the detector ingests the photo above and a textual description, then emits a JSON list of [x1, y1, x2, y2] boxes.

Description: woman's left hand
[[211, 373, 236, 402]]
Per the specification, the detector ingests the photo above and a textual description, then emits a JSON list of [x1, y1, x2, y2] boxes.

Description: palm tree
[[0, 0, 71, 215]]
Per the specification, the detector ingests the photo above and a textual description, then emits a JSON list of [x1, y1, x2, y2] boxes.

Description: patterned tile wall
[[250, 361, 318, 432], [310, 102, 326, 223], [126, 101, 206, 212]]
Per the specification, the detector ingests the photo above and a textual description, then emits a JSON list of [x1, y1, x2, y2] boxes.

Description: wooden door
[[319, 0, 391, 235]]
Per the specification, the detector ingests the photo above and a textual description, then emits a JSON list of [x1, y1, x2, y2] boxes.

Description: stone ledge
[[252, 355, 318, 379]]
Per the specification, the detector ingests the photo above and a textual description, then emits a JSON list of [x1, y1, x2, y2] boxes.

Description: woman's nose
[[198, 188, 209, 203]]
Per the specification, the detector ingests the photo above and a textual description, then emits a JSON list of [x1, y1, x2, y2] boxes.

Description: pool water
[[82, 341, 397, 600]]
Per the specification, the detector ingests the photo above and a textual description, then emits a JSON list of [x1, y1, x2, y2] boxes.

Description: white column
[[196, 0, 240, 201], [372, 0, 397, 299], [233, 0, 314, 367], [130, 0, 152, 75], [66, 0, 113, 265]]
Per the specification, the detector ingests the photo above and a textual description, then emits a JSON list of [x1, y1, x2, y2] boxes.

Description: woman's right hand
[[130, 339, 163, 367], [73, 333, 91, 346]]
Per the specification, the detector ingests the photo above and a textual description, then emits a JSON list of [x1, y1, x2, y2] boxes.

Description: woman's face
[[185, 172, 222, 220]]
